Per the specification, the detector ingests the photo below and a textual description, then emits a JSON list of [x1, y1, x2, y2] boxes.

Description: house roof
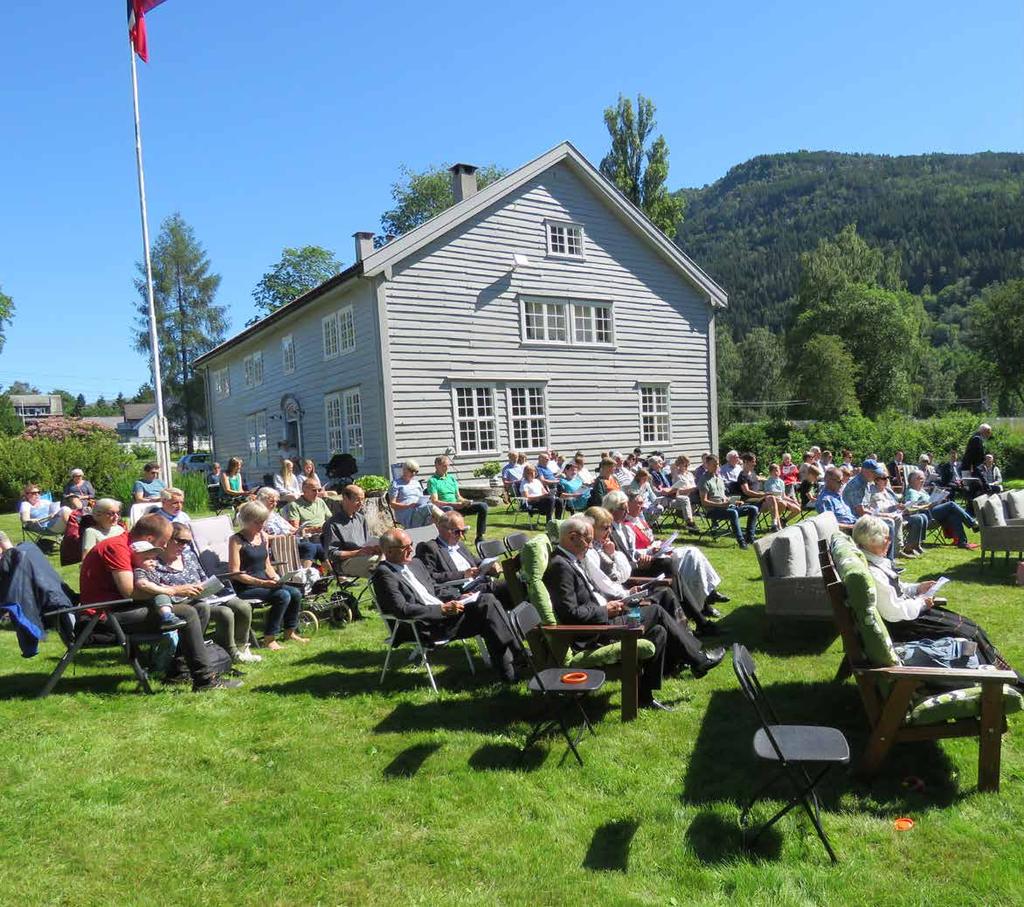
[[195, 140, 726, 366], [122, 403, 156, 423], [10, 394, 62, 409], [80, 416, 121, 430]]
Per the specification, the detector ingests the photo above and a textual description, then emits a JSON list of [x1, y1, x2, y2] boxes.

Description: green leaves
[[252, 246, 342, 317], [967, 279, 1024, 409], [0, 284, 13, 355]]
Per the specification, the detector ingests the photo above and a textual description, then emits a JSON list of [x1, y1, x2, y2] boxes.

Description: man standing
[[961, 423, 993, 491], [373, 529, 520, 683], [426, 456, 489, 546]]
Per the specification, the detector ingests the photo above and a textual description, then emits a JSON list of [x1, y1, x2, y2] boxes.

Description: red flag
[[128, 0, 168, 63]]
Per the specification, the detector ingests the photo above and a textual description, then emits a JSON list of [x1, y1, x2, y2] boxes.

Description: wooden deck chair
[[818, 535, 1020, 792]]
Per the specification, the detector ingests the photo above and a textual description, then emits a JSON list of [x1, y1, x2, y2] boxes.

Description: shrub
[[473, 460, 502, 478], [131, 444, 157, 460], [176, 471, 209, 514], [355, 474, 389, 495], [21, 418, 118, 442]]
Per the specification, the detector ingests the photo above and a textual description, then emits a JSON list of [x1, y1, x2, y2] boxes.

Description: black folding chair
[[503, 532, 529, 554], [509, 602, 606, 767], [731, 643, 849, 864], [477, 538, 506, 560]]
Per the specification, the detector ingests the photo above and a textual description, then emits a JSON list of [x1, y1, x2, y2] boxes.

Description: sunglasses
[[450, 527, 468, 535]]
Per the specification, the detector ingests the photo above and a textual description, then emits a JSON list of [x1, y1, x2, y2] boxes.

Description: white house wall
[[383, 161, 714, 474]]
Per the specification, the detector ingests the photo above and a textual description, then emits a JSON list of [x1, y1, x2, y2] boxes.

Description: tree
[[5, 381, 39, 395], [600, 94, 685, 235], [966, 279, 1024, 409], [72, 393, 86, 416], [715, 330, 741, 423], [734, 328, 786, 418], [378, 164, 506, 244], [131, 383, 155, 404], [49, 388, 77, 417], [796, 223, 903, 309], [134, 213, 227, 452], [252, 245, 342, 317], [0, 395, 21, 435], [791, 335, 860, 420], [0, 285, 13, 355], [115, 392, 126, 412]]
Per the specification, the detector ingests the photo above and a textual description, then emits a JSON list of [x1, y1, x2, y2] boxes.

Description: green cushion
[[907, 682, 1024, 726], [569, 639, 657, 667], [519, 535, 555, 625], [829, 534, 899, 668]]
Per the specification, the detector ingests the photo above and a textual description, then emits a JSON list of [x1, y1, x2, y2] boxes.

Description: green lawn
[[2, 505, 1024, 906]]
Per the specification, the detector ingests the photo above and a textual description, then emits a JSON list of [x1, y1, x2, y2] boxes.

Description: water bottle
[[628, 604, 642, 627]]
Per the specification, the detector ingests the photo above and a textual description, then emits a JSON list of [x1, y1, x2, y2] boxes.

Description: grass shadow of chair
[[293, 648, 394, 671], [919, 559, 1019, 584], [684, 811, 783, 865], [383, 741, 443, 779], [582, 819, 639, 872], [681, 683, 962, 818], [0, 669, 146, 699], [468, 742, 547, 773], [716, 604, 839, 657]]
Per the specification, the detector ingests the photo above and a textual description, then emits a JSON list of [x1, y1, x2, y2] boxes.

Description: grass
[[2, 504, 1024, 906]]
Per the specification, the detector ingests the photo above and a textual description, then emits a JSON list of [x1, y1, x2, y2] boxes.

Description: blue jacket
[[0, 543, 74, 657]]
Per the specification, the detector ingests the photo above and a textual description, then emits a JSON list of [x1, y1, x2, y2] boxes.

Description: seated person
[[853, 515, 1016, 674], [220, 457, 256, 505], [902, 469, 979, 551], [887, 450, 908, 490], [937, 448, 965, 492], [737, 452, 787, 532], [500, 450, 524, 496], [655, 456, 697, 529], [841, 459, 878, 516], [982, 454, 1003, 494], [322, 484, 380, 591], [692, 452, 713, 489], [543, 516, 723, 709], [720, 450, 743, 492], [228, 501, 307, 651], [388, 459, 436, 529], [535, 451, 561, 490], [611, 451, 635, 487], [861, 465, 905, 561], [626, 468, 664, 522], [130, 541, 187, 629], [587, 457, 621, 507], [273, 457, 302, 504], [79, 513, 238, 690], [798, 453, 823, 506], [415, 510, 508, 607], [764, 463, 801, 516], [154, 487, 191, 525], [81, 498, 125, 557], [557, 461, 590, 513], [607, 490, 729, 623], [207, 462, 223, 489], [373, 528, 521, 683], [698, 456, 759, 548], [814, 467, 858, 531], [917, 453, 939, 486], [574, 453, 595, 486], [779, 453, 800, 492], [151, 522, 260, 664], [64, 468, 96, 502], [133, 463, 166, 503], [18, 485, 73, 536], [258, 486, 321, 566], [426, 455, 488, 545], [519, 464, 562, 522], [300, 458, 324, 490], [282, 479, 332, 566]]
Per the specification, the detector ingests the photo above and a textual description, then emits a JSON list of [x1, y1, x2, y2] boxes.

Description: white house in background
[[117, 404, 158, 444], [194, 141, 727, 485], [11, 394, 63, 423]]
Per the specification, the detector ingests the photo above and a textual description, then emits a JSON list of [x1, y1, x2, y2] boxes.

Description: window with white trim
[[523, 299, 568, 343], [324, 387, 363, 458], [640, 385, 670, 444], [243, 351, 263, 388], [281, 334, 295, 374], [546, 221, 584, 258], [246, 410, 268, 465], [453, 385, 498, 454], [213, 367, 230, 399], [323, 306, 356, 360], [521, 297, 614, 347], [508, 385, 547, 450], [338, 305, 355, 354], [572, 302, 614, 345]]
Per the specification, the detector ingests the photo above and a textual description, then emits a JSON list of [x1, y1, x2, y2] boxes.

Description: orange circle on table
[[893, 817, 914, 831], [561, 672, 588, 684]]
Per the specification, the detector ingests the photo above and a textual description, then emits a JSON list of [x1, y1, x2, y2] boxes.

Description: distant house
[[117, 404, 158, 445], [195, 141, 727, 485], [80, 416, 122, 432], [11, 394, 63, 422]]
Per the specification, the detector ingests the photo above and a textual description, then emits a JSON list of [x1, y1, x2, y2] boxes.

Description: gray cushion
[[1006, 490, 1024, 521], [799, 521, 821, 577], [983, 497, 1006, 528], [769, 529, 806, 578], [811, 509, 839, 541]]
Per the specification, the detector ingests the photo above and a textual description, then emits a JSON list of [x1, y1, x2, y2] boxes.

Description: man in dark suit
[[542, 516, 724, 710], [961, 423, 993, 491], [415, 511, 511, 609], [372, 528, 520, 683]]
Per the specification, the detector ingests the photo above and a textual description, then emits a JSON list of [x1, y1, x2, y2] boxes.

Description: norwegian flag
[[128, 0, 168, 63]]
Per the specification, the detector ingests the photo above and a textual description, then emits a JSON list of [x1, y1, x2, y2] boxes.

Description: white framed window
[[639, 384, 670, 444], [521, 296, 614, 347], [508, 385, 547, 451], [323, 306, 356, 360], [213, 367, 230, 399], [546, 221, 585, 259], [324, 387, 363, 458], [572, 302, 614, 345], [453, 385, 498, 454], [281, 334, 295, 375], [246, 410, 268, 465], [243, 351, 263, 388], [523, 298, 568, 343]]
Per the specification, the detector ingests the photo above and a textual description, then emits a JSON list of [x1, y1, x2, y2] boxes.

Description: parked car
[[176, 452, 213, 476]]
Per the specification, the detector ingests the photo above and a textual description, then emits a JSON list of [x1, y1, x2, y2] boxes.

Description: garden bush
[[131, 444, 157, 460], [0, 435, 135, 507], [176, 471, 210, 514], [354, 474, 389, 495]]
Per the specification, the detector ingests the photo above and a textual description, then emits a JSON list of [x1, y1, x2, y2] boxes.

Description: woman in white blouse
[[273, 458, 302, 504]]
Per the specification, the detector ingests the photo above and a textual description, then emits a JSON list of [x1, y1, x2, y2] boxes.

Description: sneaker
[[234, 646, 262, 664], [159, 614, 187, 631], [957, 541, 980, 550], [901, 548, 920, 559], [193, 674, 243, 692]]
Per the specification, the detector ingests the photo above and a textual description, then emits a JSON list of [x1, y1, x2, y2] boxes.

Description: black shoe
[[692, 647, 726, 679], [193, 674, 243, 692], [737, 538, 748, 550], [702, 606, 723, 620], [161, 672, 191, 686], [707, 590, 731, 605], [159, 615, 187, 631], [640, 697, 676, 712]]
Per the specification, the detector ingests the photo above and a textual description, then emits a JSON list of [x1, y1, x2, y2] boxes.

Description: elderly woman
[[228, 501, 306, 650], [273, 457, 302, 504], [863, 466, 910, 559], [156, 522, 261, 664], [254, 486, 324, 568], [64, 468, 96, 502], [387, 459, 435, 528], [626, 468, 664, 522], [902, 469, 979, 552], [18, 485, 72, 536], [852, 515, 1013, 672], [81, 498, 126, 556]]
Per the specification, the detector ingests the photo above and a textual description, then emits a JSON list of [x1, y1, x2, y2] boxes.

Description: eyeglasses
[[450, 527, 468, 535]]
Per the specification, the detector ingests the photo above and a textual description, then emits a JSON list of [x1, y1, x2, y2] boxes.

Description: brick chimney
[[353, 231, 375, 261], [450, 163, 478, 203]]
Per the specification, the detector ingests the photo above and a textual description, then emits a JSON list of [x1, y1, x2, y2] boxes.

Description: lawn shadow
[[681, 682, 962, 817], [0, 668, 149, 699], [684, 811, 782, 865], [582, 819, 639, 872], [468, 742, 547, 773], [294, 648, 391, 671], [920, 559, 1019, 585], [383, 741, 443, 779], [717, 604, 838, 657]]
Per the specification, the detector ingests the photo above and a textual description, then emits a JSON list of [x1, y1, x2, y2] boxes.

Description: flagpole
[[129, 36, 172, 481]]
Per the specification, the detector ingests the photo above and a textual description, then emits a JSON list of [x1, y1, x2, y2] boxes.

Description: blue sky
[[1, 0, 1022, 398]]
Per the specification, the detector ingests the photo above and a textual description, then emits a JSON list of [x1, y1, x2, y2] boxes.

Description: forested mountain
[[675, 151, 1024, 336]]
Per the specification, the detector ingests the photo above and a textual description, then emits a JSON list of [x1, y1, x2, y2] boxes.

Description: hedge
[[719, 412, 1024, 477]]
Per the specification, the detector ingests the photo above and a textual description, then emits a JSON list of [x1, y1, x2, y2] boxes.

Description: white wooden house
[[194, 141, 727, 484]]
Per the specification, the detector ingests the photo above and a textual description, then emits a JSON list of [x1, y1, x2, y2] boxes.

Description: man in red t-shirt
[[78, 513, 239, 691]]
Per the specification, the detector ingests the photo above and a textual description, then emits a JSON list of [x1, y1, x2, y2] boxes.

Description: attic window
[[546, 221, 584, 259]]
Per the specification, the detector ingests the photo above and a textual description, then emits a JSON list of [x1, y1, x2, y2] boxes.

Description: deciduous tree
[[966, 279, 1024, 409], [734, 328, 786, 418], [0, 285, 13, 355], [252, 245, 342, 317], [791, 335, 860, 420]]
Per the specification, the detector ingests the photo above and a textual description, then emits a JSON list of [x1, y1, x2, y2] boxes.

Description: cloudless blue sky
[[1, 0, 1022, 398]]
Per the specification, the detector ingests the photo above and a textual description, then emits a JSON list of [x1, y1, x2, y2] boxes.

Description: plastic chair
[[731, 643, 850, 864]]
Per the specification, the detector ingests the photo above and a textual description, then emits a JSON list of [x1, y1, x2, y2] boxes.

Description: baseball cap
[[861, 459, 880, 471], [130, 541, 159, 554]]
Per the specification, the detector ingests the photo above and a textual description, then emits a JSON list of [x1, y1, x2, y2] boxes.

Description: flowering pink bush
[[21, 417, 118, 442]]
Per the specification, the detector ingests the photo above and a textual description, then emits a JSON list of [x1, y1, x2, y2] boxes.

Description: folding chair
[[504, 532, 529, 554], [509, 602, 606, 767], [692, 500, 733, 543], [731, 643, 849, 864], [477, 538, 506, 560]]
